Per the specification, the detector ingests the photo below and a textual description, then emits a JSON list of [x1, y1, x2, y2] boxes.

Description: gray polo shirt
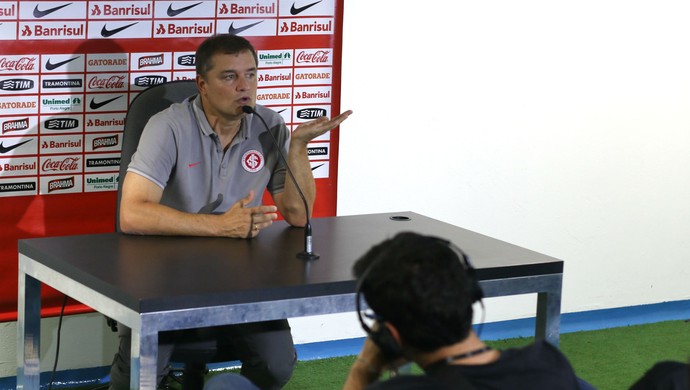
[[128, 95, 288, 214]]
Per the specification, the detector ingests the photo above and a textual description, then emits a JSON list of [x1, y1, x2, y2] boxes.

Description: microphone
[[242, 105, 319, 261]]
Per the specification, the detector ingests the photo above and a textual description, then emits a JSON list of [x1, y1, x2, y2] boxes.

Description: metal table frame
[[17, 212, 562, 389]]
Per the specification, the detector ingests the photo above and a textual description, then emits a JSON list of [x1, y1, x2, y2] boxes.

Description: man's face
[[196, 49, 257, 119]]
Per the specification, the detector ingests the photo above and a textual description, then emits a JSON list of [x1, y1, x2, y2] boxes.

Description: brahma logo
[[241, 150, 264, 173], [138, 54, 164, 68], [2, 117, 29, 134], [48, 176, 75, 192], [92, 134, 119, 150]]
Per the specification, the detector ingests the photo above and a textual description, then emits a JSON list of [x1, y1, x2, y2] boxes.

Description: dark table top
[[18, 211, 562, 313]]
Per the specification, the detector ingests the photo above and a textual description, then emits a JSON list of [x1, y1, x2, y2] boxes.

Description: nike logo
[[0, 139, 32, 154], [311, 163, 325, 171], [89, 96, 122, 110], [101, 22, 138, 38], [290, 0, 321, 15], [33, 3, 72, 18], [188, 161, 201, 168], [167, 2, 202, 17], [227, 21, 263, 35], [45, 56, 80, 71]]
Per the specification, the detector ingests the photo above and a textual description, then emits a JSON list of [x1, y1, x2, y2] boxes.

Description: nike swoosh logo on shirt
[[188, 161, 202, 168], [290, 1, 321, 15], [45, 56, 80, 71], [101, 22, 138, 38], [33, 3, 72, 18], [0, 139, 32, 154], [167, 2, 202, 17], [89, 96, 122, 110], [227, 21, 262, 35]]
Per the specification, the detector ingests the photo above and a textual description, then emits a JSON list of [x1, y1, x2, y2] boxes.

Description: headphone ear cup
[[465, 266, 484, 303], [369, 323, 403, 360]]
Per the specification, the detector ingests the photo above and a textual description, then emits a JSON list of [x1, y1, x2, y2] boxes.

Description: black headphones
[[355, 237, 483, 360]]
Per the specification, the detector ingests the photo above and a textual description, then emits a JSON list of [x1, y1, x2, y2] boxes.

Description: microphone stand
[[242, 105, 319, 260]]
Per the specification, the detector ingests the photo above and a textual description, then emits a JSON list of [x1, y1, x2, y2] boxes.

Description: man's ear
[[383, 321, 402, 345]]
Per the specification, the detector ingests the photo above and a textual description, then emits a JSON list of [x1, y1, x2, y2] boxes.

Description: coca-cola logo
[[42, 157, 80, 172], [296, 50, 330, 64], [0, 57, 37, 71], [87, 75, 126, 89]]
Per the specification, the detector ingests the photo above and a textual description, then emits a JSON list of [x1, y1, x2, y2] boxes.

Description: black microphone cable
[[48, 294, 69, 390], [242, 105, 319, 260]]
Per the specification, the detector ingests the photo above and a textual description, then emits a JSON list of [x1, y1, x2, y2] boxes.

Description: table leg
[[131, 324, 159, 389], [17, 270, 41, 390], [536, 279, 562, 347]]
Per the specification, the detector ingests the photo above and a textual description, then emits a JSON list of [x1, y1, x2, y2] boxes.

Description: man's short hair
[[353, 232, 477, 352], [195, 34, 258, 77]]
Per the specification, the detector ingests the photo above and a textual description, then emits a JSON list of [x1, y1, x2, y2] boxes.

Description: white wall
[[335, 0, 690, 319], [3, 0, 690, 378]]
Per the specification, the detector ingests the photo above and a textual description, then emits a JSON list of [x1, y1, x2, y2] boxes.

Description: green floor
[[70, 319, 690, 390]]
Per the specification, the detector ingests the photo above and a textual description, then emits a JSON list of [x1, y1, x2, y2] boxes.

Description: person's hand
[[344, 337, 409, 390], [291, 110, 353, 145], [219, 191, 278, 238]]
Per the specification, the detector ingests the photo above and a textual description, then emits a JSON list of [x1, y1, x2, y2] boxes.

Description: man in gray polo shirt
[[110, 34, 352, 389]]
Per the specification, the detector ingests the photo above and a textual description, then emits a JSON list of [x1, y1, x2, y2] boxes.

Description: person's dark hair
[[353, 232, 476, 352], [195, 34, 258, 77]]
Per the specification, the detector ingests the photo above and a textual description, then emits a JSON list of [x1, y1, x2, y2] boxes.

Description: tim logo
[[138, 54, 164, 68], [178, 55, 195, 66], [0, 78, 34, 91], [134, 75, 167, 87], [2, 117, 29, 134], [44, 118, 79, 130], [296, 108, 327, 120]]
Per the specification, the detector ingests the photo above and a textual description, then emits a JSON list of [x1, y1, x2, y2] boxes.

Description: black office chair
[[113, 79, 221, 389]]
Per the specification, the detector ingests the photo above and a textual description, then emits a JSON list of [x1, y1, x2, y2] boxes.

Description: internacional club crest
[[241, 150, 264, 173]]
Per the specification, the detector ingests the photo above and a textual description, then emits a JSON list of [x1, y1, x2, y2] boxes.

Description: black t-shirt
[[366, 340, 580, 390]]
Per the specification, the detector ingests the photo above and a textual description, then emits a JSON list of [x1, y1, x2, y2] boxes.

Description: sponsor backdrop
[[0, 0, 345, 321]]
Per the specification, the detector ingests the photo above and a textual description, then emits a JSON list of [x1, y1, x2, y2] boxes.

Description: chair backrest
[[116, 79, 199, 231]]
